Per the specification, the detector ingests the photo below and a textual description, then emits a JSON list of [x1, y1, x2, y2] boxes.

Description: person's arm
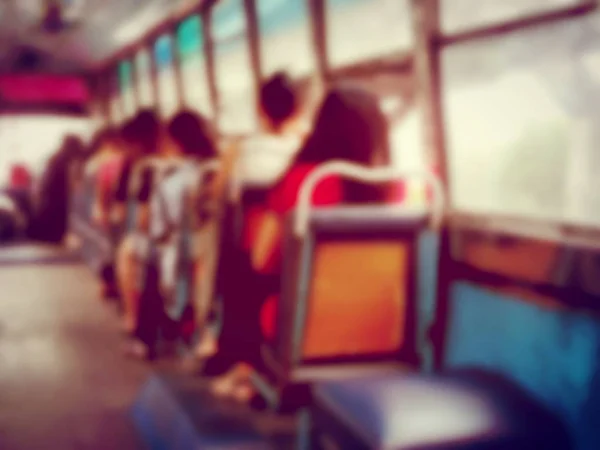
[[250, 171, 294, 273], [135, 165, 154, 232], [214, 138, 240, 202], [112, 159, 132, 223], [251, 211, 282, 273], [92, 166, 110, 227]]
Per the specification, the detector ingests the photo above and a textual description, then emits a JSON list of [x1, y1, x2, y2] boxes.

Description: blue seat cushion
[[313, 369, 571, 449]]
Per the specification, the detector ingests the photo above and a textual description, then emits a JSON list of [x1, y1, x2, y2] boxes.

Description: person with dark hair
[[89, 127, 128, 299], [125, 110, 219, 360], [293, 85, 392, 203], [260, 72, 298, 127], [152, 109, 218, 308], [166, 111, 218, 159], [187, 72, 305, 372], [114, 110, 162, 336], [205, 85, 394, 400], [33, 134, 85, 243], [233, 72, 306, 194]]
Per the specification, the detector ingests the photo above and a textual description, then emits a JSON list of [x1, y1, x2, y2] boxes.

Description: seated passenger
[[151, 111, 219, 341], [33, 135, 84, 244], [92, 128, 127, 299], [114, 111, 162, 336], [193, 72, 306, 359], [84, 130, 117, 181], [205, 86, 393, 400], [192, 72, 306, 361], [124, 110, 218, 360]]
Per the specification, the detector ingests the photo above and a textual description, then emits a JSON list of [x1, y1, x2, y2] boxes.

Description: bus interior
[[0, 0, 598, 449]]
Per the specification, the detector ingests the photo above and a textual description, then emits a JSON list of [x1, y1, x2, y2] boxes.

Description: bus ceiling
[[0, 0, 203, 75]]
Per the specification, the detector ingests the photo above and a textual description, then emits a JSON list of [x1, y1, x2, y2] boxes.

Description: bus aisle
[[0, 245, 147, 450]]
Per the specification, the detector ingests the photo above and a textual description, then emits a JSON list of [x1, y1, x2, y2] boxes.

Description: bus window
[[442, 13, 600, 224], [442, 0, 582, 34], [212, 0, 257, 133], [135, 48, 154, 107], [366, 73, 426, 206], [389, 106, 428, 205], [257, 0, 315, 77], [0, 115, 93, 186], [154, 34, 179, 118], [119, 60, 136, 117], [109, 73, 123, 125], [325, 0, 413, 69], [177, 15, 212, 117]]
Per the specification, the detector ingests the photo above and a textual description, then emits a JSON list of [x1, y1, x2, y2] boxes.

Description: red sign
[[0, 75, 89, 104]]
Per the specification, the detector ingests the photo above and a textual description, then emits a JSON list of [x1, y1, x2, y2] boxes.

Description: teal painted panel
[[177, 15, 203, 60], [119, 60, 132, 90], [446, 282, 600, 450]]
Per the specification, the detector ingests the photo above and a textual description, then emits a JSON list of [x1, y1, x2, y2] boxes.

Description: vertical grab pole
[[412, 0, 446, 374]]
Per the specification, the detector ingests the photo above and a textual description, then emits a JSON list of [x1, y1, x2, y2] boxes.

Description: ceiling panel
[[0, 0, 201, 73]]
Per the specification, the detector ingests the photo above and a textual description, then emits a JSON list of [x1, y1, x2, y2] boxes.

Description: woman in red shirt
[[208, 86, 394, 400]]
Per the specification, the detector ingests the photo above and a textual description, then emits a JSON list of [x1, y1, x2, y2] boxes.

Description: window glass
[[177, 15, 212, 117], [213, 0, 257, 133], [154, 34, 179, 118], [119, 60, 136, 117], [135, 49, 154, 108], [442, 0, 582, 34], [109, 73, 122, 125], [257, 0, 315, 77], [326, 0, 413, 68], [442, 12, 600, 225]]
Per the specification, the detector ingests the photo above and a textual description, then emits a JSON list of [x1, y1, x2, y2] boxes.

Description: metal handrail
[[295, 161, 445, 237]]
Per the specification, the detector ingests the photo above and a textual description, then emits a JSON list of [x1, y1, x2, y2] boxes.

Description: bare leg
[[195, 327, 218, 359], [193, 249, 219, 360], [210, 363, 252, 398], [116, 234, 139, 334]]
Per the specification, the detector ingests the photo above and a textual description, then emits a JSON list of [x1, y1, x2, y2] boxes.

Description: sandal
[[209, 363, 252, 398], [194, 329, 218, 360], [231, 382, 255, 403]]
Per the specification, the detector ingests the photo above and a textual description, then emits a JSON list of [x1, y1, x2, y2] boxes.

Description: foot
[[209, 363, 252, 397], [231, 383, 255, 403], [194, 330, 218, 360], [210, 370, 238, 397]]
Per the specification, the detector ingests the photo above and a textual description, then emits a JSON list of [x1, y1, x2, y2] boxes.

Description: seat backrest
[[265, 161, 444, 382]]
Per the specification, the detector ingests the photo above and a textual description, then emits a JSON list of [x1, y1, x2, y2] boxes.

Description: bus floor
[[0, 246, 149, 450]]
